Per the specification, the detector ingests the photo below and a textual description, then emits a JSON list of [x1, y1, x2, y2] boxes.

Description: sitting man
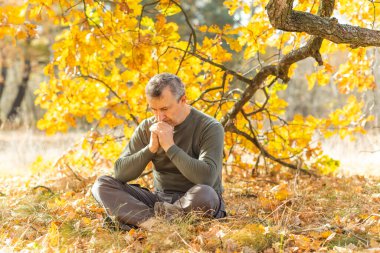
[[91, 73, 226, 230]]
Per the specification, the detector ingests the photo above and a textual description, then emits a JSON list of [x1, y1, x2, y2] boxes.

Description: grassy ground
[[1, 171, 379, 252], [1, 130, 380, 252]]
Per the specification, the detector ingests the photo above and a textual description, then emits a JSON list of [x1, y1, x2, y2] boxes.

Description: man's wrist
[[163, 143, 175, 152], [148, 145, 158, 153]]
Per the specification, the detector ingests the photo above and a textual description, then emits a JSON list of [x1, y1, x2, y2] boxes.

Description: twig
[[82, 0, 115, 45], [190, 85, 225, 105], [77, 75, 122, 100], [66, 164, 84, 181], [227, 123, 317, 176], [32, 185, 54, 194], [175, 231, 200, 253], [214, 71, 228, 118], [245, 79, 275, 116], [262, 198, 295, 220], [76, 75, 140, 126], [253, 153, 262, 176], [64, 0, 81, 13], [167, 46, 252, 84], [176, 33, 192, 75], [138, 1, 160, 42], [169, 0, 197, 54]]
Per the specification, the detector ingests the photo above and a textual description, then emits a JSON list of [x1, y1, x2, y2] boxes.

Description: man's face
[[147, 86, 186, 126]]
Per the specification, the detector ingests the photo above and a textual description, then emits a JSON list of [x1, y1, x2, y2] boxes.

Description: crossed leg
[[91, 175, 224, 230]]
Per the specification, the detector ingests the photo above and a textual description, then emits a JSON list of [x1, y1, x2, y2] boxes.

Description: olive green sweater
[[114, 107, 224, 195]]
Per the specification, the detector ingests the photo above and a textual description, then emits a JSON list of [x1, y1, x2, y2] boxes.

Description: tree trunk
[[7, 40, 31, 121], [0, 64, 7, 101], [0, 52, 8, 125]]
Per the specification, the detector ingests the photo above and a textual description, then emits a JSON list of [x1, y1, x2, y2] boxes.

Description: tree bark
[[0, 64, 7, 102], [0, 50, 8, 125], [266, 0, 380, 48], [7, 40, 31, 121]]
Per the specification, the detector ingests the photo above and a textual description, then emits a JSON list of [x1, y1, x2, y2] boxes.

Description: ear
[[180, 95, 187, 104]]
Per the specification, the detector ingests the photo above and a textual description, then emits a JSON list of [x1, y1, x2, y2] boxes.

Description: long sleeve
[[165, 122, 224, 186], [114, 121, 154, 183]]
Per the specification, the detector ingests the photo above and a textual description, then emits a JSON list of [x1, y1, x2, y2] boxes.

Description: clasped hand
[[148, 122, 174, 153]]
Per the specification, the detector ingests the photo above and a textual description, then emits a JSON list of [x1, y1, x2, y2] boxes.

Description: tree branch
[[138, 1, 160, 42], [225, 122, 316, 176], [77, 75, 140, 125], [169, 0, 197, 54], [266, 0, 380, 48], [167, 46, 252, 84]]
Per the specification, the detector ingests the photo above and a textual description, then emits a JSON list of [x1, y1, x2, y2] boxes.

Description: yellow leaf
[[48, 222, 60, 247], [306, 73, 316, 90], [270, 183, 291, 201], [29, 5, 43, 21], [198, 25, 208, 32], [324, 63, 335, 73], [81, 217, 92, 226], [224, 36, 242, 52], [15, 29, 27, 40], [208, 25, 222, 33], [156, 2, 181, 16]]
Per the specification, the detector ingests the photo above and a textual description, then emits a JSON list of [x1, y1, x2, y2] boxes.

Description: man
[[91, 73, 226, 230]]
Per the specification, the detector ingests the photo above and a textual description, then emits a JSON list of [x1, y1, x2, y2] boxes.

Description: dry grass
[[0, 171, 380, 252]]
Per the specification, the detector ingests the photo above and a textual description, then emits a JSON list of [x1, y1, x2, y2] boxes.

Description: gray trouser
[[91, 175, 225, 228]]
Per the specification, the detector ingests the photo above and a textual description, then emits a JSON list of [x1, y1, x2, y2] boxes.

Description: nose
[[156, 111, 165, 122]]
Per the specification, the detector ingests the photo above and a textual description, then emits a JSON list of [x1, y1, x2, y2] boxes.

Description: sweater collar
[[174, 106, 194, 131]]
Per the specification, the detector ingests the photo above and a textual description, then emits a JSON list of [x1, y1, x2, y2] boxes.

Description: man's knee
[[187, 184, 220, 211], [91, 175, 119, 199]]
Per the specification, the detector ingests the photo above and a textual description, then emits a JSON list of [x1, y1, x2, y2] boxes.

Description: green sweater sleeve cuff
[[142, 145, 155, 159], [166, 144, 180, 159]]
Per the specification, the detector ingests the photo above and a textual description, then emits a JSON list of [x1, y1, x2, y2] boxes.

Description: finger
[[159, 121, 172, 128], [156, 122, 174, 130], [149, 124, 159, 132]]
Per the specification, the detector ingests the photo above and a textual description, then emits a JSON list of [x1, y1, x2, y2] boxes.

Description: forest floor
[[0, 130, 380, 252]]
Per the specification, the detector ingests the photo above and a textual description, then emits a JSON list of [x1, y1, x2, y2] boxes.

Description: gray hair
[[145, 73, 185, 100]]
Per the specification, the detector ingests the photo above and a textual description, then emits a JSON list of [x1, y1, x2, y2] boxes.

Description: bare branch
[[214, 71, 228, 117], [220, 65, 277, 127], [77, 75, 140, 125], [245, 79, 275, 116], [176, 33, 192, 75], [190, 84, 224, 105], [167, 46, 252, 84], [226, 122, 317, 176], [32, 185, 54, 194], [169, 0, 197, 54], [78, 75, 122, 100], [138, 1, 160, 42], [82, 0, 115, 46]]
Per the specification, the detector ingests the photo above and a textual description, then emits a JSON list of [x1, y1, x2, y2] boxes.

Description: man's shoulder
[[191, 107, 223, 131], [138, 116, 155, 128]]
